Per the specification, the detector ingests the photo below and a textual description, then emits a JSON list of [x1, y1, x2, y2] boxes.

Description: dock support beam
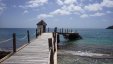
[[13, 33, 16, 52], [36, 29, 38, 38], [57, 34, 60, 43], [27, 30, 30, 43]]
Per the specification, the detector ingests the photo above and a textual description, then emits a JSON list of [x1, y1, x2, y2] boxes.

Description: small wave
[[58, 50, 113, 58]]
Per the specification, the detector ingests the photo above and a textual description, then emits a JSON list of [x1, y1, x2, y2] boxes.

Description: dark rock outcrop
[[106, 26, 113, 29]]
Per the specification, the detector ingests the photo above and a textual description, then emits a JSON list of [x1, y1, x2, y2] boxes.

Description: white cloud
[[64, 0, 77, 5], [0, 0, 6, 14], [62, 4, 83, 12], [57, 0, 77, 5], [80, 14, 88, 18], [38, 8, 71, 19], [38, 0, 113, 19], [57, 0, 64, 5], [23, 10, 29, 14], [50, 9, 71, 15], [84, 3, 102, 12], [106, 11, 112, 14], [90, 12, 105, 16], [84, 0, 113, 12], [38, 14, 53, 19], [38, 4, 83, 18], [19, 0, 48, 8], [101, 0, 113, 7], [26, 0, 48, 8]]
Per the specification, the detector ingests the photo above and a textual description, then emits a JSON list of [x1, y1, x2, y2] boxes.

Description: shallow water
[[58, 29, 113, 64]]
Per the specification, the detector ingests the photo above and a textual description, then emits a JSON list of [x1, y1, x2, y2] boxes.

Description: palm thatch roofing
[[37, 20, 47, 26]]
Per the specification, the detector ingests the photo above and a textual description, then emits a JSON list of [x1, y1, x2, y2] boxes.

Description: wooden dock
[[2, 33, 56, 64]]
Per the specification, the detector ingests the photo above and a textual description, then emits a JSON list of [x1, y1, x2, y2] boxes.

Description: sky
[[0, 0, 113, 28]]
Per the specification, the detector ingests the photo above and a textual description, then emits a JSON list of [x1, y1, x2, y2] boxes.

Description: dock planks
[[2, 33, 52, 64]]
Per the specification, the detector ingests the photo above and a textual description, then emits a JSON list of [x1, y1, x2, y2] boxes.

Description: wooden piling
[[62, 28, 63, 33], [50, 48, 54, 64], [36, 29, 38, 38], [27, 30, 30, 43], [65, 29, 66, 33], [60, 28, 61, 33], [54, 27, 57, 33], [71, 29, 72, 32], [67, 29, 68, 33], [57, 34, 60, 43], [48, 38, 52, 50], [48, 27, 49, 32], [13, 33, 16, 52]]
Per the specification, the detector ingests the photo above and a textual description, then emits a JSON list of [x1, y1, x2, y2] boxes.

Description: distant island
[[106, 25, 113, 29]]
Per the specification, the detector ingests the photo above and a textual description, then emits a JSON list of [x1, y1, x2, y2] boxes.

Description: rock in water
[[106, 25, 113, 29]]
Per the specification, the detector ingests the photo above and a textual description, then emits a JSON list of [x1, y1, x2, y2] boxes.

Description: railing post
[[48, 27, 49, 32], [60, 28, 61, 33], [62, 28, 63, 33], [27, 30, 30, 43], [13, 33, 16, 52], [48, 38, 54, 64], [50, 48, 54, 64], [48, 38, 52, 51], [54, 27, 57, 33], [65, 29, 66, 33], [71, 29, 72, 33], [36, 29, 38, 38], [57, 34, 60, 43]]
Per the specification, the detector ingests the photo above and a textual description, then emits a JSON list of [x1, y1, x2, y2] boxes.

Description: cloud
[[50, 9, 71, 15], [26, 0, 48, 8], [101, 0, 113, 7], [62, 4, 83, 12], [38, 0, 113, 19], [80, 14, 88, 18], [38, 1, 84, 18], [57, 0, 64, 5], [19, 0, 48, 9], [84, 0, 113, 12], [90, 12, 105, 16], [84, 3, 102, 12], [38, 9, 70, 19], [106, 11, 112, 14], [0, 0, 6, 14], [57, 0, 77, 5], [38, 14, 53, 19], [23, 10, 29, 14]]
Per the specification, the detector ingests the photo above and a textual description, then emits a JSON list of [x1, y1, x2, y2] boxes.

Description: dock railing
[[48, 32, 58, 64], [47, 27, 77, 34], [0, 28, 39, 62]]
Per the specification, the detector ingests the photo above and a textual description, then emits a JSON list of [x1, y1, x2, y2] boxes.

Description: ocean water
[[58, 29, 113, 64], [1, 28, 113, 64], [0, 28, 36, 51]]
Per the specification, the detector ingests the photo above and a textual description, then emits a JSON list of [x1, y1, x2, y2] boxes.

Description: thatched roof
[[37, 20, 47, 25]]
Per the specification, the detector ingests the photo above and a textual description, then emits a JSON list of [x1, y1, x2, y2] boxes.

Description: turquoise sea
[[0, 28, 113, 64], [58, 29, 113, 64]]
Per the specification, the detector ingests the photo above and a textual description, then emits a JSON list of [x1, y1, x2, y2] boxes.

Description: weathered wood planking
[[2, 33, 52, 64]]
